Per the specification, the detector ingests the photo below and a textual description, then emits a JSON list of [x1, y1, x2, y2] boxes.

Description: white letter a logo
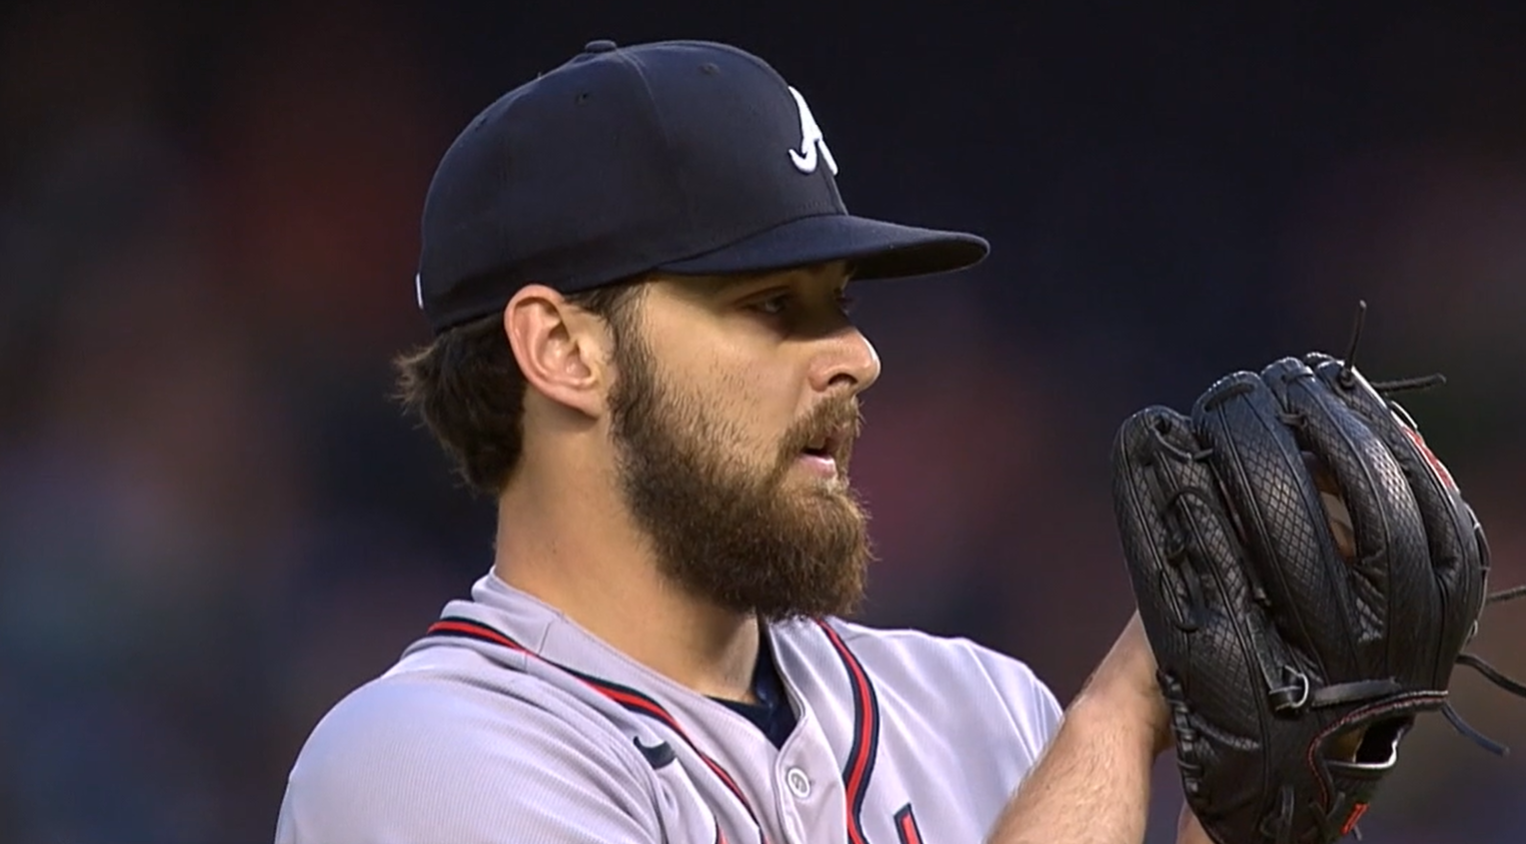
[[787, 86, 838, 176]]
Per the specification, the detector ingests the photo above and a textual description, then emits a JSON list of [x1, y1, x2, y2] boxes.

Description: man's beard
[[607, 334, 873, 622]]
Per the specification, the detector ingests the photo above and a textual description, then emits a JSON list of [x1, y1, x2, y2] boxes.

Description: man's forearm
[[987, 692, 1158, 844]]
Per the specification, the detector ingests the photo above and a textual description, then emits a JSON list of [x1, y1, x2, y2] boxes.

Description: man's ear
[[503, 284, 614, 418]]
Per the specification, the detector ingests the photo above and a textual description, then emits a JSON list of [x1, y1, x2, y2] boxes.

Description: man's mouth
[[788, 402, 860, 479], [802, 434, 837, 458], [796, 428, 849, 478]]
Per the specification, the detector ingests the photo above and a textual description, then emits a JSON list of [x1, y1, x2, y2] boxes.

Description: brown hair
[[393, 281, 644, 497]]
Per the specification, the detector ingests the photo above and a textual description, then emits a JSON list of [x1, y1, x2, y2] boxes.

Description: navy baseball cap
[[414, 38, 989, 335]]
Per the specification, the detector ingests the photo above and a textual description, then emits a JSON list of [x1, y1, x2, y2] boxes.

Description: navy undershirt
[[710, 635, 798, 749]]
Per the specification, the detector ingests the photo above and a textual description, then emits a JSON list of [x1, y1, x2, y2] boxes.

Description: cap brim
[[654, 213, 989, 280]]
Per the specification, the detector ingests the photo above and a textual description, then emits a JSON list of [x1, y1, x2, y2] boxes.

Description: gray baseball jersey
[[275, 574, 1063, 844]]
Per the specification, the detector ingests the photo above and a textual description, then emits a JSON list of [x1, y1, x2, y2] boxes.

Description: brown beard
[[607, 328, 873, 622]]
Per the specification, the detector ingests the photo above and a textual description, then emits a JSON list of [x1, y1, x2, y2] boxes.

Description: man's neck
[[491, 464, 761, 704]]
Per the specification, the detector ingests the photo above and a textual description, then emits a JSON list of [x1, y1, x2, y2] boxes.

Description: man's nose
[[810, 326, 881, 396]]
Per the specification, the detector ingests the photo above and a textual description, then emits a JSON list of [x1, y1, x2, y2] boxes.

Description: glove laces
[[1443, 585, 1526, 756], [1340, 300, 1451, 395], [1344, 302, 1526, 757]]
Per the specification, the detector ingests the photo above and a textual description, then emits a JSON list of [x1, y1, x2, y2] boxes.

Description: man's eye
[[751, 294, 791, 316], [836, 292, 858, 314]]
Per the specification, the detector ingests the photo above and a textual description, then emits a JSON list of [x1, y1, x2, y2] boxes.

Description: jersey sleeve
[[273, 672, 662, 844], [970, 642, 1065, 761]]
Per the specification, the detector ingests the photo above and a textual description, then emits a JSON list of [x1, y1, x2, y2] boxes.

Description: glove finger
[[1304, 354, 1486, 681], [1114, 406, 1236, 637], [1263, 356, 1435, 679], [1113, 405, 1287, 822], [1190, 366, 1361, 679]]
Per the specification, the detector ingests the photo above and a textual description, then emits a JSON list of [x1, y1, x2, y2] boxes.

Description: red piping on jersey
[[893, 804, 923, 844], [814, 619, 881, 844], [425, 618, 763, 844]]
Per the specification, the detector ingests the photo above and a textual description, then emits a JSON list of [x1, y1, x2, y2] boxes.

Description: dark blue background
[[2, 2, 1523, 841]]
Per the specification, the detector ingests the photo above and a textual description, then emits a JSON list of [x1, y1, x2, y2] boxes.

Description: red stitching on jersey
[[815, 620, 881, 844], [428, 619, 525, 651], [894, 803, 923, 844]]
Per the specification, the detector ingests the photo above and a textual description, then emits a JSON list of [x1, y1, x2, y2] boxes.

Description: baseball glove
[[1111, 314, 1526, 844]]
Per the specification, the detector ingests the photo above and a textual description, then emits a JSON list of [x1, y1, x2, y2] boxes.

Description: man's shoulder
[[276, 648, 661, 843], [292, 645, 645, 773]]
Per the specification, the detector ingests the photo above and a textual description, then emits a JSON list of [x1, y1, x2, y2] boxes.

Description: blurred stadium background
[[1, 2, 1523, 842]]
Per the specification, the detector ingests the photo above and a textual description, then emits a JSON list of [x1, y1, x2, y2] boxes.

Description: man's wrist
[[1067, 682, 1170, 760]]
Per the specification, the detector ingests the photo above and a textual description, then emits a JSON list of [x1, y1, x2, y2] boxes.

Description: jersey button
[[785, 767, 812, 799]]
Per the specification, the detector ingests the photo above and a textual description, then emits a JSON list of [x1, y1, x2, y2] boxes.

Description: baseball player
[[275, 39, 1209, 844]]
